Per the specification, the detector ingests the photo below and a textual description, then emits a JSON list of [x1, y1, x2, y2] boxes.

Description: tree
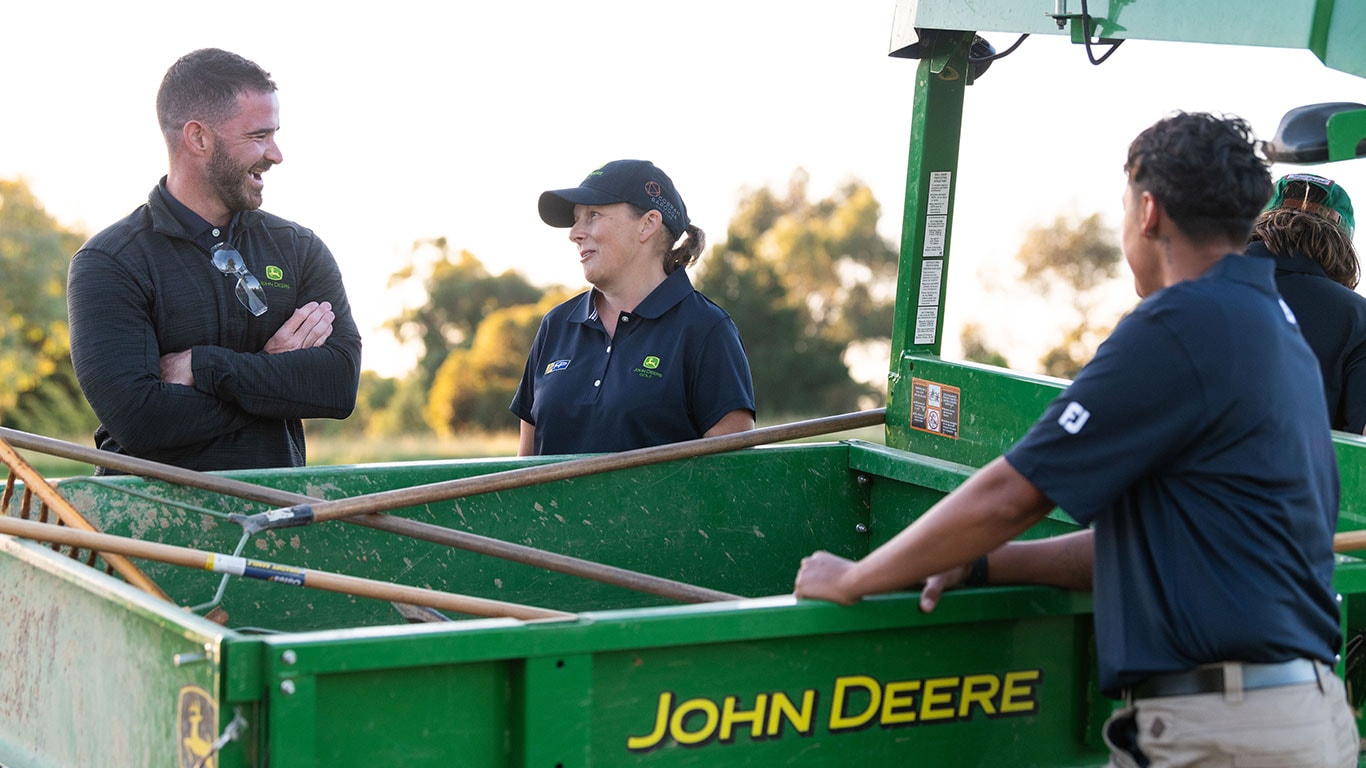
[[696, 171, 896, 416], [0, 178, 97, 434], [390, 172, 899, 432], [959, 322, 1010, 369], [426, 298, 558, 435], [385, 238, 543, 387], [1015, 213, 1124, 379], [367, 374, 433, 437], [303, 370, 431, 439]]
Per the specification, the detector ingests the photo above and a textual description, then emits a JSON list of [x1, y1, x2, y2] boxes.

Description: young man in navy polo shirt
[[795, 113, 1358, 766]]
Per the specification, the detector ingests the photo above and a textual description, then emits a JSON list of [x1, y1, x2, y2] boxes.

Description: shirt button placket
[[595, 338, 612, 390]]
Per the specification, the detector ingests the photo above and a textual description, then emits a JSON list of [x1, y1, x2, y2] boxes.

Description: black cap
[[538, 159, 690, 239]]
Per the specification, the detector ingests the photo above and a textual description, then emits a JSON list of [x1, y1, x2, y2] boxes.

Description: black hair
[[156, 48, 277, 145], [1124, 112, 1272, 244]]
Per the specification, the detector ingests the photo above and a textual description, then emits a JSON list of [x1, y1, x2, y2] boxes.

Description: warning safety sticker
[[910, 378, 960, 439]]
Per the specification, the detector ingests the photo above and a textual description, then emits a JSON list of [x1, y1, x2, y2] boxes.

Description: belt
[[1129, 659, 1321, 699]]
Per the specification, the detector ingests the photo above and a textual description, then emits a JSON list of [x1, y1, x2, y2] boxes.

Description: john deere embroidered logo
[[545, 359, 570, 375], [634, 356, 663, 380], [178, 684, 218, 768], [259, 264, 290, 289]]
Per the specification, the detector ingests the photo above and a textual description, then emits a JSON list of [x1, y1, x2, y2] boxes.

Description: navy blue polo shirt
[[511, 268, 755, 455], [1247, 240, 1366, 434], [1005, 254, 1341, 698]]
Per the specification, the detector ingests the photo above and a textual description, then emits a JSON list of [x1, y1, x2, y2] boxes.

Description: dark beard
[[207, 139, 263, 213]]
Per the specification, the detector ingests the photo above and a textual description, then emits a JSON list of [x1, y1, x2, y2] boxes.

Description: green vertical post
[[267, 668, 319, 765], [512, 653, 594, 767], [886, 32, 972, 451]]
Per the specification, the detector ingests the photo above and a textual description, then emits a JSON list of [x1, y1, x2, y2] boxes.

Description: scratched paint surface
[[0, 538, 222, 768], [37, 446, 865, 632]]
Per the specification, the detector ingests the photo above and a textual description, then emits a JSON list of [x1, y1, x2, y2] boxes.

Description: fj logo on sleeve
[[1058, 402, 1091, 434]]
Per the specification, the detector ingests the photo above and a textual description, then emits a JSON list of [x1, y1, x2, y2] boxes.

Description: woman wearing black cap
[[510, 159, 756, 455], [1247, 173, 1366, 434]]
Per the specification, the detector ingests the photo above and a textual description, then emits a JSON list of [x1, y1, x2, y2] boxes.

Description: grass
[[305, 431, 522, 466], [8, 431, 523, 480], [16, 453, 95, 480]]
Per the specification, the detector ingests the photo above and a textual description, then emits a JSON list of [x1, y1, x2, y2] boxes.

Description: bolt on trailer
[[4, 1, 1366, 766]]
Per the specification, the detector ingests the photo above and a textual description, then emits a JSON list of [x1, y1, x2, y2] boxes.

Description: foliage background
[[0, 179, 97, 438], [3, 173, 1128, 477]]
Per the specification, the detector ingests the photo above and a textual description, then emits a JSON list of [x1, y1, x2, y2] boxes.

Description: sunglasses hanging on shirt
[[211, 243, 268, 317]]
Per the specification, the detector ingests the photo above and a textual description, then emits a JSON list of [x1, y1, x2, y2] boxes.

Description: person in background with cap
[[510, 159, 755, 455], [1248, 173, 1366, 434], [795, 113, 1358, 766]]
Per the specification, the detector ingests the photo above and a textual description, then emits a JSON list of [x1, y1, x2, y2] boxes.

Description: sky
[[5, 1, 1366, 377]]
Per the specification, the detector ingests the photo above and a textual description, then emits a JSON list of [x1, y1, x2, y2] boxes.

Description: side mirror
[[890, 29, 999, 82], [1268, 102, 1366, 164]]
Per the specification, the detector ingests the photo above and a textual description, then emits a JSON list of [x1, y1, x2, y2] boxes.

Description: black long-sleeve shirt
[[67, 182, 361, 472]]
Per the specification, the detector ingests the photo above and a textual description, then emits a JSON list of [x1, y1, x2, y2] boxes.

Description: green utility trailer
[[5, 2, 1366, 766]]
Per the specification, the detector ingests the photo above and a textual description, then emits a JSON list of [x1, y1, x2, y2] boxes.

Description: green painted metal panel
[[1335, 435, 1366, 532], [232, 589, 1104, 767], [1322, 0, 1366, 77], [2, 444, 1363, 765], [0, 538, 229, 768], [889, 0, 1360, 73], [50, 445, 869, 632], [513, 653, 594, 766], [887, 355, 1366, 536], [588, 616, 1097, 765], [312, 662, 509, 765], [852, 440, 1084, 553], [0, 436, 1122, 767], [888, 354, 1061, 459]]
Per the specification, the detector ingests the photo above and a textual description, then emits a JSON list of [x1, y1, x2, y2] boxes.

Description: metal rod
[[242, 408, 887, 529], [0, 425, 797, 602], [0, 515, 574, 621]]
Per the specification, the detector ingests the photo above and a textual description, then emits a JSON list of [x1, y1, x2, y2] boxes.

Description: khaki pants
[[1103, 668, 1359, 768]]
